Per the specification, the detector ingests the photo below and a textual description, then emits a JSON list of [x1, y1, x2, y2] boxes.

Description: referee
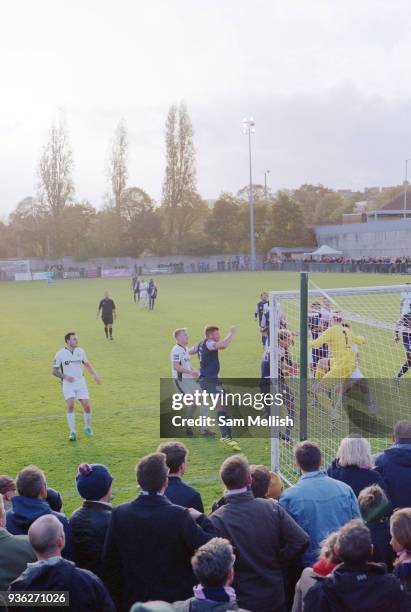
[[97, 291, 116, 340]]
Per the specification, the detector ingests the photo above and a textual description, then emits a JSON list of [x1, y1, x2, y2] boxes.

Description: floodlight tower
[[243, 117, 256, 270], [403, 158, 411, 219]]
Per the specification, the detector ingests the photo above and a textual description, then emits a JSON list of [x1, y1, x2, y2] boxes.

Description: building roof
[[269, 246, 313, 254], [378, 191, 411, 211]]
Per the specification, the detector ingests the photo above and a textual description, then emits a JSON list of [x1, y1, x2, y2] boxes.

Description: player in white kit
[[52, 332, 101, 441], [171, 328, 215, 437], [139, 278, 149, 308]]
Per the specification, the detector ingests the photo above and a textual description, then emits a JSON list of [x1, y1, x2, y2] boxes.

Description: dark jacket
[[394, 561, 411, 594], [69, 500, 112, 577], [0, 529, 36, 590], [6, 496, 74, 560], [304, 562, 410, 612], [327, 459, 387, 498], [165, 476, 204, 512], [172, 599, 249, 611], [374, 444, 411, 508], [9, 558, 115, 612], [210, 491, 309, 612], [363, 504, 395, 570], [102, 493, 215, 612]]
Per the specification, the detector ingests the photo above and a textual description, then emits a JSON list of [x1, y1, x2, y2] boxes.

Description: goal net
[[0, 259, 31, 280], [269, 276, 411, 485]]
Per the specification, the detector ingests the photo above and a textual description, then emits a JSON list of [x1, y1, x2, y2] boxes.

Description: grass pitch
[[1, 271, 407, 514]]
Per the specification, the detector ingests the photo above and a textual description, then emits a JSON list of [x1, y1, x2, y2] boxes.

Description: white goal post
[[269, 274, 411, 485]]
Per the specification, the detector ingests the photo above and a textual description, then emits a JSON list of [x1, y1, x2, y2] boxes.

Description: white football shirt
[[171, 344, 192, 379], [53, 347, 88, 380], [401, 291, 411, 316]]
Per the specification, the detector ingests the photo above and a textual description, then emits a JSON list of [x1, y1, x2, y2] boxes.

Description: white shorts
[[173, 378, 200, 395], [63, 378, 90, 401], [350, 367, 364, 380]]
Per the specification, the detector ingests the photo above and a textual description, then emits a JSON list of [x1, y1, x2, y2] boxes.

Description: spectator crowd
[[2, 422, 411, 611]]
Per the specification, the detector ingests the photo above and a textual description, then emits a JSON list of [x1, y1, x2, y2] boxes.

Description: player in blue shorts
[[196, 325, 241, 451], [308, 302, 328, 372], [254, 292, 269, 346]]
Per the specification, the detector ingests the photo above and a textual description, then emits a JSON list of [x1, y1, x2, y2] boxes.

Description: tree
[[38, 118, 74, 255], [161, 102, 199, 248], [269, 192, 315, 247], [9, 197, 50, 256], [120, 186, 153, 223], [59, 201, 96, 258], [237, 184, 271, 203], [120, 187, 162, 256], [204, 193, 244, 253], [108, 119, 128, 215], [0, 221, 16, 258], [315, 192, 352, 225], [292, 184, 332, 224], [93, 207, 123, 256]]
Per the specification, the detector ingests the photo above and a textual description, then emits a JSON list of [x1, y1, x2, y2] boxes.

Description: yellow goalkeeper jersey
[[309, 324, 365, 364]]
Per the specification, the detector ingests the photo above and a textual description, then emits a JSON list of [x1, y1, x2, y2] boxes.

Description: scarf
[[312, 558, 337, 576], [193, 584, 237, 603]]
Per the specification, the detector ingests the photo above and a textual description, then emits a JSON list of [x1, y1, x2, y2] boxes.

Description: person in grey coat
[[210, 455, 309, 612]]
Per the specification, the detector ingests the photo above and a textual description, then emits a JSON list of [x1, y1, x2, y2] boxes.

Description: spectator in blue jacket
[[375, 420, 411, 508], [6, 465, 74, 561], [158, 442, 204, 513], [327, 435, 386, 497], [280, 441, 360, 567], [10, 514, 114, 612]]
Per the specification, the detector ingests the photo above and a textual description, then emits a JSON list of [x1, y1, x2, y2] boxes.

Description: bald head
[[104, 290, 109, 298], [28, 515, 65, 558]]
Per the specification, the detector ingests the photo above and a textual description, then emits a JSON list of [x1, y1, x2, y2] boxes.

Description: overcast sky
[[1, 0, 411, 217]]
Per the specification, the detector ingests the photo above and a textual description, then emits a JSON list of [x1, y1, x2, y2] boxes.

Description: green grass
[[1, 271, 408, 515]]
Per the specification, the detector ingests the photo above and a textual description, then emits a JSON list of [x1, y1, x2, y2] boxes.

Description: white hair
[[336, 436, 372, 469]]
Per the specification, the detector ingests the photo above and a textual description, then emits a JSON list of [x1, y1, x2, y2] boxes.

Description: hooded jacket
[[6, 496, 74, 560], [375, 444, 411, 508], [303, 562, 411, 612], [9, 558, 114, 612]]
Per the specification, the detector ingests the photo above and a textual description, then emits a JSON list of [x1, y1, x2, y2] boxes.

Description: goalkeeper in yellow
[[308, 313, 366, 420], [309, 313, 366, 380]]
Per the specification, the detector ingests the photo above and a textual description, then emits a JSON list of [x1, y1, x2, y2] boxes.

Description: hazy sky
[[2, 0, 411, 217]]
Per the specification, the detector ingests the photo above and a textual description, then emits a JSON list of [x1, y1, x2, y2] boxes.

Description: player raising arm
[[196, 325, 241, 451], [52, 332, 101, 441]]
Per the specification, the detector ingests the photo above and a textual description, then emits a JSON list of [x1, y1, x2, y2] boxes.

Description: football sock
[[84, 412, 92, 427], [104, 326, 108, 338], [67, 412, 76, 433]]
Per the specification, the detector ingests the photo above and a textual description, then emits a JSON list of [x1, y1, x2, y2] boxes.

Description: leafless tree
[[162, 102, 197, 243], [38, 118, 74, 254], [108, 118, 128, 214], [38, 119, 74, 214]]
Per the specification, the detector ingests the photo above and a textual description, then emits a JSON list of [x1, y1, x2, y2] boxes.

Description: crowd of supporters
[[264, 255, 411, 275], [2, 422, 411, 611]]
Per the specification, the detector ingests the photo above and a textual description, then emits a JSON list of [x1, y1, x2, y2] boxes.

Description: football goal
[[269, 273, 411, 485]]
